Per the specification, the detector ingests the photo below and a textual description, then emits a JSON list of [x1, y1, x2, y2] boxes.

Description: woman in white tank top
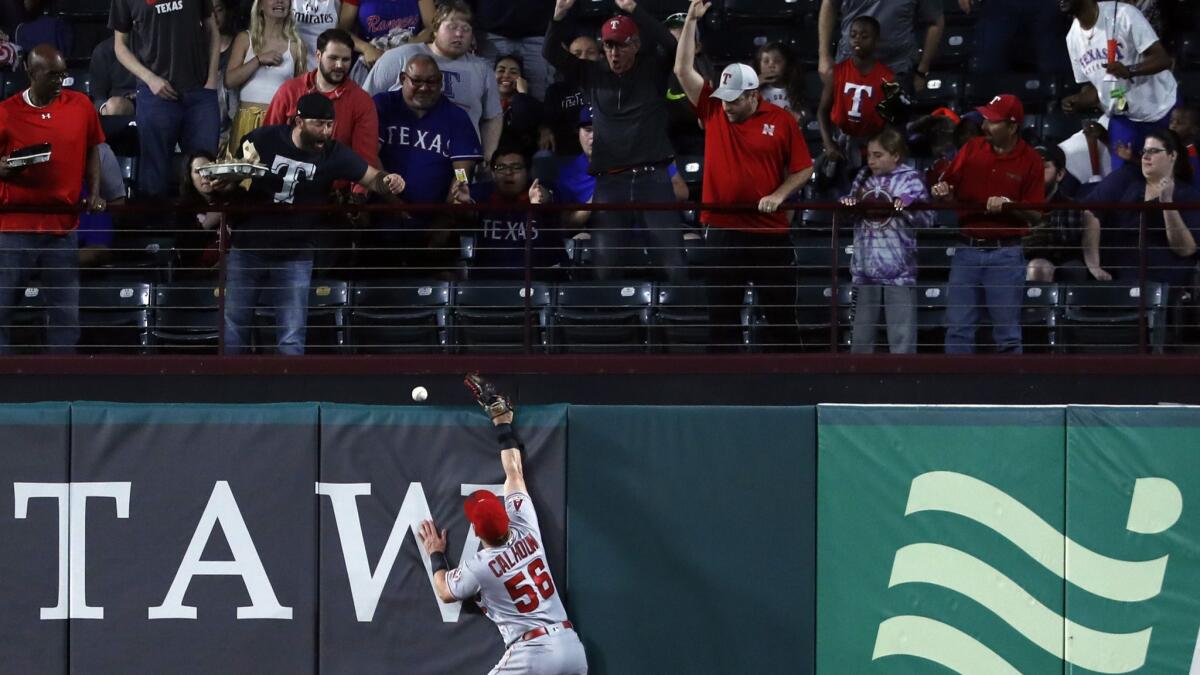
[[225, 0, 307, 153]]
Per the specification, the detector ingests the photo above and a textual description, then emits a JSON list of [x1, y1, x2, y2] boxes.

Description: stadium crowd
[[0, 0, 1199, 354]]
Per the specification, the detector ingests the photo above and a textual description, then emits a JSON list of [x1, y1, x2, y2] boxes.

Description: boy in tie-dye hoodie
[[840, 127, 933, 353]]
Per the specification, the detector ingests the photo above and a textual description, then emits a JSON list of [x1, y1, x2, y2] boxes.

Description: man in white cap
[[544, 0, 687, 282], [674, 0, 814, 347]]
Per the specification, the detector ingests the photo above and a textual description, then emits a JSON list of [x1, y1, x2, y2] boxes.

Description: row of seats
[[4, 278, 1182, 355]]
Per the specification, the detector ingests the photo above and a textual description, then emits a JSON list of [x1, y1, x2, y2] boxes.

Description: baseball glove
[[875, 80, 912, 127], [463, 372, 514, 420]]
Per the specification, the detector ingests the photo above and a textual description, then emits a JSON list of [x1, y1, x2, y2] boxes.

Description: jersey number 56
[[503, 558, 556, 613]]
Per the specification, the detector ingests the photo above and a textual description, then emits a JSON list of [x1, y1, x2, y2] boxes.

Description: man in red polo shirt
[[933, 93, 1044, 353], [674, 0, 813, 347], [0, 45, 105, 353]]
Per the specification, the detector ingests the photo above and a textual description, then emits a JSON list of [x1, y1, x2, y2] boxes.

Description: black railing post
[[1137, 210, 1148, 355], [829, 209, 840, 353]]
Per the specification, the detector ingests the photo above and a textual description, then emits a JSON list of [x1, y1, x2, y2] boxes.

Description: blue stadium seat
[[912, 71, 962, 111], [553, 281, 654, 353], [453, 281, 552, 353], [349, 280, 452, 353], [78, 281, 154, 354], [931, 24, 973, 69]]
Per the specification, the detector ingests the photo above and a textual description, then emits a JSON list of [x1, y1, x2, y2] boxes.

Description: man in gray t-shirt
[[362, 1, 502, 161], [818, 0, 943, 92], [109, 0, 221, 197]]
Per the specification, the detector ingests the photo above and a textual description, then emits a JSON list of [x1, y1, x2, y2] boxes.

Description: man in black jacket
[[544, 0, 686, 282]]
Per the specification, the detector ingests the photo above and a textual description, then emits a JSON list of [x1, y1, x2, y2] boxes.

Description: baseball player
[[417, 374, 587, 675]]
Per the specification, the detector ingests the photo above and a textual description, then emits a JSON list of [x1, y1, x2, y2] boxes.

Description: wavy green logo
[[871, 471, 1183, 674]]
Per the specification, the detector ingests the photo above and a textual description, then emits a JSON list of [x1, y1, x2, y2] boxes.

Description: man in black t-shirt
[[223, 93, 406, 355]]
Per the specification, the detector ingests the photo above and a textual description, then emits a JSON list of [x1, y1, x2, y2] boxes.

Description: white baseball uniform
[[446, 491, 587, 675]]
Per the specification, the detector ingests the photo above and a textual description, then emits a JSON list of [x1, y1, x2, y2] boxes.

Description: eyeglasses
[[405, 77, 441, 89], [602, 41, 633, 50], [492, 163, 527, 174], [1142, 147, 1168, 156]]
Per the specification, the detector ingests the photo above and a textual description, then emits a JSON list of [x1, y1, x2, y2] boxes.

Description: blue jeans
[[945, 245, 1025, 354], [972, 0, 1070, 74], [0, 232, 79, 353], [223, 249, 313, 355], [1108, 109, 1174, 171], [135, 84, 219, 197], [592, 168, 687, 282]]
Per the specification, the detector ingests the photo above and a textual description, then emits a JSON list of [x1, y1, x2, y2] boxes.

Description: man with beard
[[224, 93, 406, 354], [544, 0, 687, 282], [0, 45, 105, 353], [932, 94, 1044, 354], [1061, 0, 1176, 170], [364, 1, 502, 163], [371, 54, 482, 276], [673, 0, 813, 348]]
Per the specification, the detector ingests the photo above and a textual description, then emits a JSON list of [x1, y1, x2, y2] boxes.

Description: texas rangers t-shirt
[[1066, 1, 1176, 122], [362, 43, 501, 135], [830, 58, 893, 139], [0, 89, 105, 234], [446, 491, 569, 645], [375, 91, 482, 205], [344, 0, 422, 45], [233, 124, 368, 257]]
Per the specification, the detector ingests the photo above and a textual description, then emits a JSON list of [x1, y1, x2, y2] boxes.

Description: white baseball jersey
[[446, 491, 568, 645]]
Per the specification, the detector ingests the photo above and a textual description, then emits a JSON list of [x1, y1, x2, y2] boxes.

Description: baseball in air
[[412, 386, 429, 402]]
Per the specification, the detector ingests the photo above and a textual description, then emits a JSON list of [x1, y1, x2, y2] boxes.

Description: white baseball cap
[[710, 63, 760, 102]]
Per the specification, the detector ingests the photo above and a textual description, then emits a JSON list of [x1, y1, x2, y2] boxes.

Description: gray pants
[[490, 627, 588, 675], [851, 284, 916, 354]]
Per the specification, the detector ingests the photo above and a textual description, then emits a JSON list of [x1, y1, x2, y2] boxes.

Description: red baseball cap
[[464, 490, 510, 542], [601, 15, 638, 44], [975, 94, 1024, 124]]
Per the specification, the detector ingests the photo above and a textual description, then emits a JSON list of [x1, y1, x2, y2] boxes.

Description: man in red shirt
[[0, 45, 104, 353], [674, 0, 813, 347], [933, 93, 1044, 353], [818, 15, 892, 175]]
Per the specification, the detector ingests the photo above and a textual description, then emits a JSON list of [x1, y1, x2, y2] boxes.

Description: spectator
[[474, 0, 556, 100], [818, 0, 943, 92], [223, 93, 406, 354], [1025, 145, 1087, 282], [541, 33, 597, 156], [932, 94, 1044, 354], [818, 15, 892, 185], [447, 146, 564, 279], [1167, 106, 1199, 183], [1062, 0, 1176, 171], [495, 54, 542, 153], [755, 41, 808, 126], [14, 0, 70, 56], [674, 1, 813, 347], [338, 0, 433, 74], [226, 0, 307, 145], [111, 0, 222, 199], [90, 37, 138, 117], [961, 0, 1071, 74], [0, 45, 104, 353], [174, 150, 233, 273], [371, 54, 482, 275], [840, 128, 932, 353], [1082, 129, 1199, 284], [545, 0, 687, 282], [77, 143, 129, 269], [663, 11, 711, 153], [264, 29, 379, 170], [292, 0, 340, 69], [212, 0, 238, 147], [364, 1, 502, 163], [0, 29, 19, 71]]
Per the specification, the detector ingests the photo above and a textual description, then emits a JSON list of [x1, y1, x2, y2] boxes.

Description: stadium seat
[[101, 235, 179, 283], [721, 0, 806, 21], [1061, 282, 1168, 354], [1039, 112, 1082, 145], [1177, 32, 1200, 69], [708, 24, 804, 64], [6, 286, 47, 354], [964, 72, 1059, 108], [552, 281, 654, 353], [914, 283, 949, 353], [641, 0, 691, 19], [792, 282, 852, 351], [676, 155, 703, 188], [930, 25, 973, 70], [58, 0, 110, 16], [654, 283, 720, 353], [3, 71, 29, 99], [1021, 282, 1061, 353], [252, 280, 350, 354], [915, 233, 959, 283], [151, 284, 220, 353], [572, 0, 617, 19], [911, 72, 962, 112], [1180, 72, 1200, 105], [78, 281, 154, 354], [349, 280, 452, 353], [65, 69, 91, 96], [453, 281, 552, 353]]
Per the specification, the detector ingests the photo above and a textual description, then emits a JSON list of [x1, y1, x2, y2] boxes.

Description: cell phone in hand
[[454, 168, 469, 184]]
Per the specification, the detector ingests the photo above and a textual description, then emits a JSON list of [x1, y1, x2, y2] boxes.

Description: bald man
[[0, 44, 105, 353]]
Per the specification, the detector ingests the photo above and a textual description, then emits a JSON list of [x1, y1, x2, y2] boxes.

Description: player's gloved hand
[[464, 372, 515, 421]]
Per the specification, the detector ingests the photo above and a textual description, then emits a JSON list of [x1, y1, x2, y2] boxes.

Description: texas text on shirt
[[444, 491, 568, 646]]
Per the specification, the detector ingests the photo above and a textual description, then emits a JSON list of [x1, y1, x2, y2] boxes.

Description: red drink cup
[[1107, 38, 1118, 64]]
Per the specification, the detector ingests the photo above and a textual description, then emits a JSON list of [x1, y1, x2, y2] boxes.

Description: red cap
[[975, 94, 1024, 124], [930, 107, 961, 124], [464, 490, 510, 542], [601, 15, 639, 44]]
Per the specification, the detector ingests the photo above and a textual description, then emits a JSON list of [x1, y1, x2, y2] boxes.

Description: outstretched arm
[[492, 410, 528, 496], [672, 0, 709, 106]]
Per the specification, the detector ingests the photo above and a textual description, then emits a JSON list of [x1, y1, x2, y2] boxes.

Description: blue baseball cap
[[579, 105, 594, 127]]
